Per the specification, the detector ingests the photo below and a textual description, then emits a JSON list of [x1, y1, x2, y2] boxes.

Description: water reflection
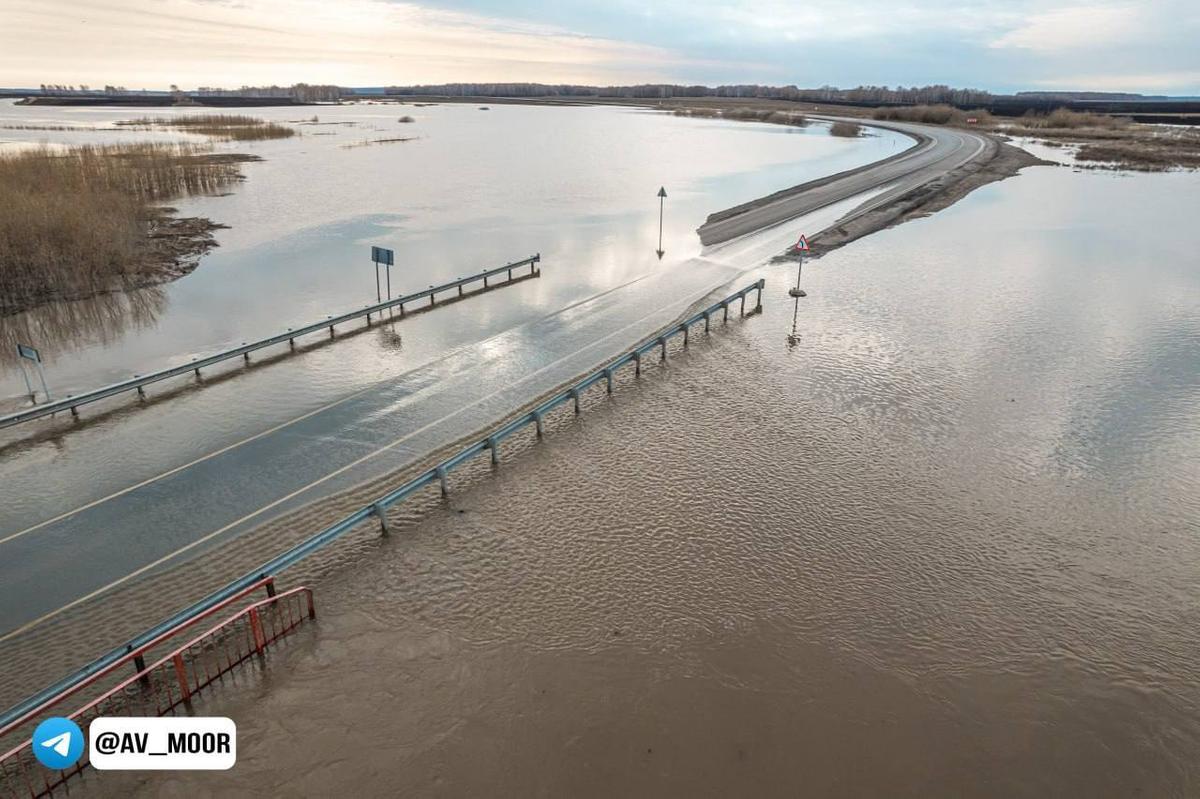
[[0, 287, 165, 371]]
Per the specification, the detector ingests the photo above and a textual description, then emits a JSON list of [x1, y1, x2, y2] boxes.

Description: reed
[[0, 143, 246, 314], [872, 104, 994, 127], [829, 120, 863, 137], [117, 114, 296, 141]]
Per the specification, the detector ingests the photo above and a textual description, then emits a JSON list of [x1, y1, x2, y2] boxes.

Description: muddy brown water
[[59, 162, 1200, 798]]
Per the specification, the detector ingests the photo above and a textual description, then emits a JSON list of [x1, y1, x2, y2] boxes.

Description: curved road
[[698, 117, 993, 245], [0, 116, 997, 649]]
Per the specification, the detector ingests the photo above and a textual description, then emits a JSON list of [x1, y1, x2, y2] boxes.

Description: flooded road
[[89, 158, 1200, 796], [0, 101, 911, 638]]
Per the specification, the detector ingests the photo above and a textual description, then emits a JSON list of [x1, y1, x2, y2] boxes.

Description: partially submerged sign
[[792, 234, 810, 253], [16, 343, 40, 363], [370, 246, 394, 266]]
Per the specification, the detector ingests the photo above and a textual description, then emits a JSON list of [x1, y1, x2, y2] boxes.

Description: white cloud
[[0, 0, 704, 87], [990, 5, 1144, 51], [1030, 70, 1200, 91]]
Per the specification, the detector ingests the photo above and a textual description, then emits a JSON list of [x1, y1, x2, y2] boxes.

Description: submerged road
[[0, 116, 1000, 641], [697, 118, 993, 245]]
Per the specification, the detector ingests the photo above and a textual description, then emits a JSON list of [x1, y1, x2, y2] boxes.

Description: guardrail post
[[400, 303, 405, 317], [634, 351, 641, 376], [429, 292, 435, 307], [484, 275, 489, 288], [137, 384, 145, 398], [534, 410, 545, 437], [659, 337, 668, 361], [306, 591, 316, 620], [704, 311, 710, 333], [507, 268, 513, 280], [740, 294, 746, 316], [683, 324, 690, 347], [70, 403, 78, 418], [373, 503, 390, 536], [487, 436, 500, 465], [756, 279, 765, 309], [172, 653, 192, 702], [722, 302, 729, 324], [437, 466, 449, 496], [604, 368, 614, 394], [132, 647, 150, 687], [249, 608, 266, 655], [458, 284, 463, 296], [265, 578, 276, 598], [570, 387, 581, 414]]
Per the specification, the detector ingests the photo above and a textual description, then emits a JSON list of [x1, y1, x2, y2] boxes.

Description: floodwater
[[0, 99, 906, 541], [88, 155, 1200, 796]]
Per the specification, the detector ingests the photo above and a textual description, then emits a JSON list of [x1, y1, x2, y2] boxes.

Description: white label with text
[[89, 717, 236, 770]]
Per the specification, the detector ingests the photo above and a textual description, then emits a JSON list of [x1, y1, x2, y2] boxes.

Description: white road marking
[[0, 274, 738, 642]]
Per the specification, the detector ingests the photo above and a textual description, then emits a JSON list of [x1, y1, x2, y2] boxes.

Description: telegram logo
[[32, 717, 84, 770]]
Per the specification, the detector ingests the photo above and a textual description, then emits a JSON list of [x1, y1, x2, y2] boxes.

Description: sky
[[1, 0, 1197, 94]]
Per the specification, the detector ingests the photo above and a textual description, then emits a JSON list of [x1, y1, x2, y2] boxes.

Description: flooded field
[[91, 156, 1200, 796], [0, 101, 902, 399], [0, 101, 905, 553]]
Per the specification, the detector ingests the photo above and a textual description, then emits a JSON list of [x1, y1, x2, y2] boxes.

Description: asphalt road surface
[[0, 117, 997, 641], [697, 118, 993, 245]]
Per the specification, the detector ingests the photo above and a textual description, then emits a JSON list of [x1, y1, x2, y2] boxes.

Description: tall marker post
[[656, 186, 667, 260], [788, 234, 810, 298]]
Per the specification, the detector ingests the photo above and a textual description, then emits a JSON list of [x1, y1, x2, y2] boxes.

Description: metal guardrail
[[0, 254, 541, 430], [0, 577, 277, 744], [0, 276, 763, 737], [0, 586, 314, 799]]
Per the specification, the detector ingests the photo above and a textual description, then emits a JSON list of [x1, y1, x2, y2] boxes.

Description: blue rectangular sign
[[371, 246, 394, 266], [16, 344, 39, 362]]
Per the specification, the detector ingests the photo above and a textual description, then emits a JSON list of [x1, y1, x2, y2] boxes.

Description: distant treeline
[[29, 83, 341, 102], [382, 83, 995, 106], [193, 83, 342, 102]]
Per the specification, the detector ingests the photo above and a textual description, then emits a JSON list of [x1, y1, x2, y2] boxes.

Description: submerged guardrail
[[0, 276, 763, 736], [0, 586, 315, 798], [0, 254, 541, 431]]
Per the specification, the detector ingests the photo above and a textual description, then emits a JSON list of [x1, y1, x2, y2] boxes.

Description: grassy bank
[[0, 143, 254, 315], [117, 114, 296, 141]]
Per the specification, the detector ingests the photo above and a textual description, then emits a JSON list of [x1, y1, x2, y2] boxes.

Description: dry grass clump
[[0, 143, 246, 313], [672, 106, 808, 126], [1073, 129, 1200, 171], [872, 104, 994, 127], [829, 120, 863, 137], [118, 114, 296, 141], [1017, 108, 1128, 130]]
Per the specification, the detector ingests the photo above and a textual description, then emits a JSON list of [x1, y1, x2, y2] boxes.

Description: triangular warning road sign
[[793, 234, 810, 252]]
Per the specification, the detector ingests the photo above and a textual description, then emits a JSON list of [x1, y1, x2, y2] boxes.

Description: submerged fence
[[0, 586, 315, 798], [0, 276, 764, 752], [0, 254, 541, 430]]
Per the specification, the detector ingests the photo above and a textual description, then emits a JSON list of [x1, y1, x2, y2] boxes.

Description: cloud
[[0, 0, 706, 88], [990, 5, 1145, 51], [1029, 70, 1200, 91], [0, 0, 1196, 94]]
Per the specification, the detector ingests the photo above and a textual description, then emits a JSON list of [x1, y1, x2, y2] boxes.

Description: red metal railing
[[0, 586, 315, 798], [0, 576, 277, 744]]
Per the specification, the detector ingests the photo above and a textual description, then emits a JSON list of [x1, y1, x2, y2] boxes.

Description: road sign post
[[16, 343, 51, 402], [788, 234, 810, 298], [370, 246, 395, 302]]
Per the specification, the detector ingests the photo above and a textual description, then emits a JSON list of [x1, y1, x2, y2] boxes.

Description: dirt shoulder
[[788, 138, 1050, 261]]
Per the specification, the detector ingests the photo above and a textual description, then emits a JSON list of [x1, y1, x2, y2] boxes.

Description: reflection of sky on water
[[789, 163, 1200, 504], [0, 100, 900, 403]]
